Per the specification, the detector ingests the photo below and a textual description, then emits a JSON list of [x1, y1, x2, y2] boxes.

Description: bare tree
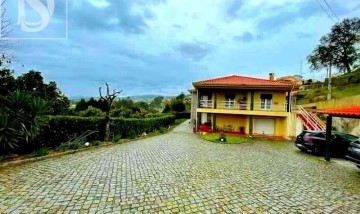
[[0, 0, 14, 67], [99, 83, 122, 141]]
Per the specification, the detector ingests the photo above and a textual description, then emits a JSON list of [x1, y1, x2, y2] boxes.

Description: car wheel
[[312, 146, 320, 155], [299, 148, 307, 153]]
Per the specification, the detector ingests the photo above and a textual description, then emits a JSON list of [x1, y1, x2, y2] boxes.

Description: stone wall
[[333, 117, 360, 136]]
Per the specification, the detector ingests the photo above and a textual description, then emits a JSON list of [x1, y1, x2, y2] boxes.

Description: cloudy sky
[[3, 0, 360, 97]]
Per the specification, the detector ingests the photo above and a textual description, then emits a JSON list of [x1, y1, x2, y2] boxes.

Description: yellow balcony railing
[[214, 101, 288, 112]]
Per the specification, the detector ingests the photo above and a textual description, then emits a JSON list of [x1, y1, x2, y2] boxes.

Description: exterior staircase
[[298, 106, 326, 131]]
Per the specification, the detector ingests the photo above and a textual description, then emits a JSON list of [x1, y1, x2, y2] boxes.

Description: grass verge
[[200, 133, 252, 144]]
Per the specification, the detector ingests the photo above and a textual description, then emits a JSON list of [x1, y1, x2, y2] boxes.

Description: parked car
[[295, 131, 359, 157], [346, 138, 360, 169]]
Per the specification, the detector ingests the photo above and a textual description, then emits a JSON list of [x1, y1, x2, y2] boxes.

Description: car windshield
[[335, 133, 359, 141], [351, 138, 360, 144]]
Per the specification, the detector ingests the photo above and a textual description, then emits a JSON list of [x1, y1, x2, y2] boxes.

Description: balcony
[[216, 101, 288, 112], [197, 100, 289, 117], [217, 101, 247, 110], [199, 100, 213, 108]]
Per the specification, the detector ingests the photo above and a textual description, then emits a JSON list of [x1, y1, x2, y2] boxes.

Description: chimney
[[269, 73, 275, 81]]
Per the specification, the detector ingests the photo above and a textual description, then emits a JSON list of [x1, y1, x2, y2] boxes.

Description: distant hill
[[70, 95, 176, 102], [122, 95, 175, 102]]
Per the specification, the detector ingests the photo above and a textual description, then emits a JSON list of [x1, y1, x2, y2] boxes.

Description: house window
[[199, 93, 212, 108], [225, 93, 235, 109], [260, 94, 272, 110]]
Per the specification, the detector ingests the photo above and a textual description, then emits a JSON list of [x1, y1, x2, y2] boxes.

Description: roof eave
[[193, 84, 294, 90]]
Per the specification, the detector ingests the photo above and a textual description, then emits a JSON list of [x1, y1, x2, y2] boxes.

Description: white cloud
[[10, 0, 360, 96], [86, 0, 110, 8]]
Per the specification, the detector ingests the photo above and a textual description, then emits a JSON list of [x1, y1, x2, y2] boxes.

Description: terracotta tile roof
[[193, 75, 295, 89], [317, 106, 360, 117]]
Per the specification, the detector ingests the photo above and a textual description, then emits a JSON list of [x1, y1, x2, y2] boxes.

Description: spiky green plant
[[0, 91, 49, 154]]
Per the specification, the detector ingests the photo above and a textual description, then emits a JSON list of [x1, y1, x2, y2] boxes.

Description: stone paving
[[1, 121, 360, 213]]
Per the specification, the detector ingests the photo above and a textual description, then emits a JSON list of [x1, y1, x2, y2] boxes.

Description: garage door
[[254, 118, 275, 135]]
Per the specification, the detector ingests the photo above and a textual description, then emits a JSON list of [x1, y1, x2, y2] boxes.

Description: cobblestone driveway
[[1, 121, 360, 213]]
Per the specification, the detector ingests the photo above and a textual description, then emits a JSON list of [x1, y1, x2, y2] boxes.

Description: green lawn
[[332, 85, 360, 98], [200, 133, 252, 144], [297, 84, 360, 104]]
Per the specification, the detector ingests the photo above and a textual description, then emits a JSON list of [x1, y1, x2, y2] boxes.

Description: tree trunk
[[345, 62, 351, 73], [105, 121, 110, 141], [104, 114, 110, 141]]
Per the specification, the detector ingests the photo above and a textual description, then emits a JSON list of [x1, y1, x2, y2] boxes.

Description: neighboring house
[[276, 75, 303, 86], [190, 73, 299, 139]]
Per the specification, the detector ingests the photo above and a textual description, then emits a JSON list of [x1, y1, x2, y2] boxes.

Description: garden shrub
[[127, 129, 137, 139], [158, 127, 168, 134], [91, 141, 100, 146], [36, 116, 103, 149], [32, 147, 49, 157], [78, 106, 105, 117], [58, 141, 81, 151], [112, 135, 121, 143]]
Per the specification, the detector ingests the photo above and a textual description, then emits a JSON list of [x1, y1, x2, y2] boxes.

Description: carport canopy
[[317, 106, 360, 161]]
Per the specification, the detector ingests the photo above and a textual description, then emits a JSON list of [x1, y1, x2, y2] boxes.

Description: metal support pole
[[249, 116, 254, 136], [325, 115, 332, 161], [287, 90, 291, 112], [250, 91, 254, 110]]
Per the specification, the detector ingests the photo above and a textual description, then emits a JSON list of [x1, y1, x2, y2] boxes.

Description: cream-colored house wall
[[253, 91, 287, 111], [216, 114, 249, 133], [190, 90, 197, 127]]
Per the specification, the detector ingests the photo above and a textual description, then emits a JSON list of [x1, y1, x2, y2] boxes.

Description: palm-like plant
[[0, 114, 22, 152], [0, 91, 49, 154]]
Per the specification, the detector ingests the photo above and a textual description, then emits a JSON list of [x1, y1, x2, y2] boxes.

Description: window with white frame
[[225, 93, 235, 109], [260, 94, 272, 110]]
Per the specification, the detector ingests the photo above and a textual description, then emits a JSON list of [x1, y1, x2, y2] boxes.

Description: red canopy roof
[[193, 75, 294, 89], [317, 106, 360, 118]]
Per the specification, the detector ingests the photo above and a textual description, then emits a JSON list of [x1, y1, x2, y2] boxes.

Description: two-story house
[[190, 74, 298, 139]]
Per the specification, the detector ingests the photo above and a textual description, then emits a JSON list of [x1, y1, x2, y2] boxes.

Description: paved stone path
[[1, 121, 360, 213]]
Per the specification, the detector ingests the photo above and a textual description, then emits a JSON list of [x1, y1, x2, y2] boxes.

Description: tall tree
[[307, 37, 334, 71], [0, 70, 69, 114], [99, 83, 121, 141], [308, 18, 360, 74], [307, 39, 334, 100], [0, 69, 16, 96], [328, 18, 360, 73], [75, 98, 89, 112], [150, 96, 163, 111], [16, 71, 70, 115], [176, 93, 185, 101]]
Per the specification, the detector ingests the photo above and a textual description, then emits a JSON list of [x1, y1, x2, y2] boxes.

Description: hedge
[[110, 116, 175, 138], [35, 115, 175, 149], [36, 116, 104, 149], [174, 112, 191, 119]]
